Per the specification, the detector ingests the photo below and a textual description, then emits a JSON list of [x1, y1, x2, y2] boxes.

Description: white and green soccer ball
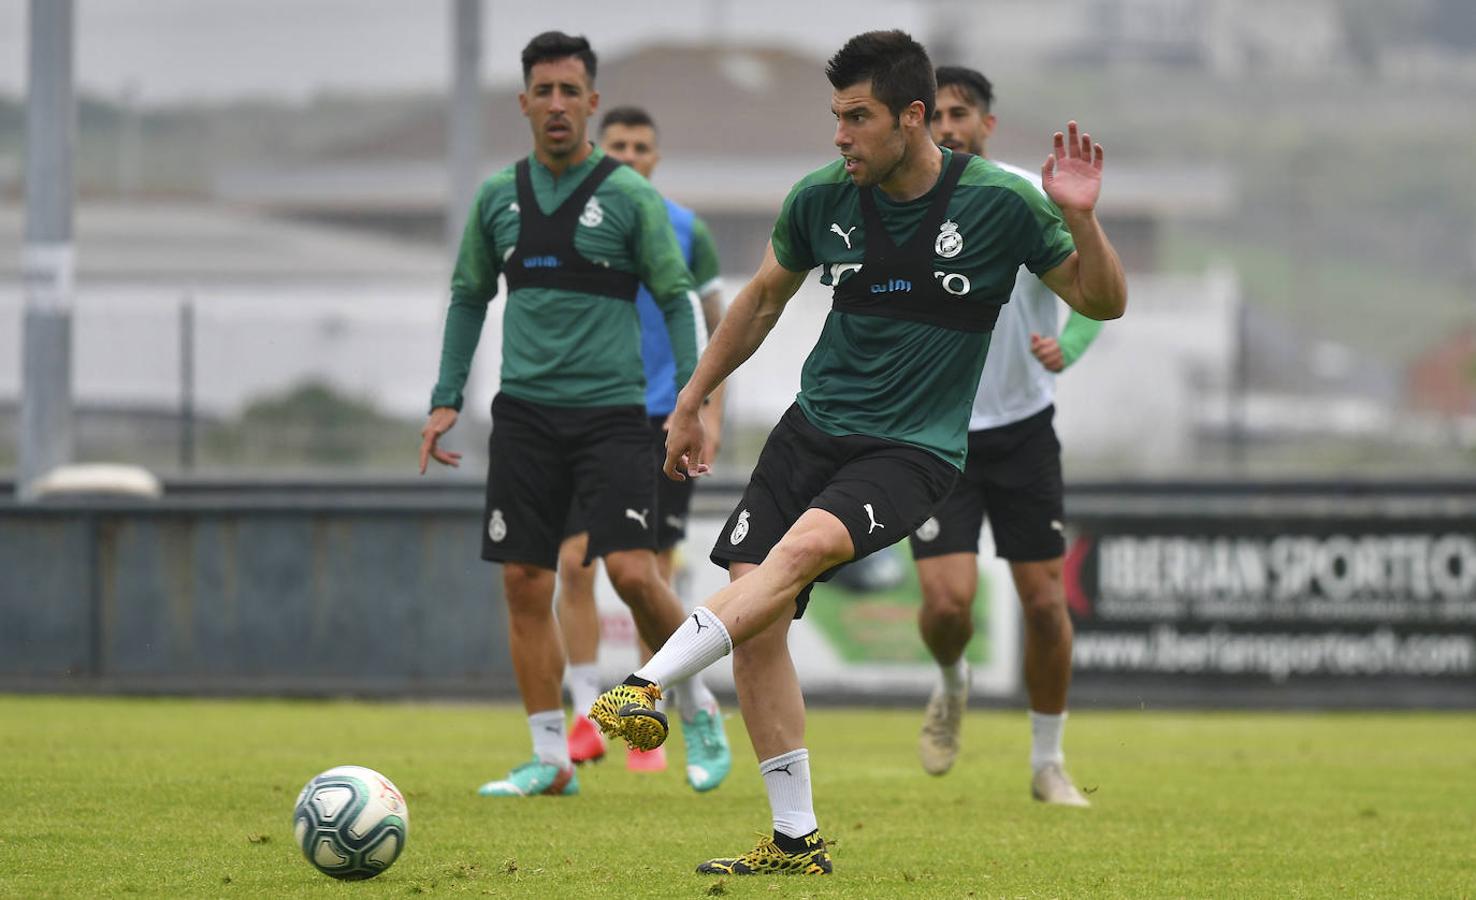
[[292, 765, 408, 880]]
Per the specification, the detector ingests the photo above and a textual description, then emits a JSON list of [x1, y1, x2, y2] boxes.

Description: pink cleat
[[626, 745, 668, 772], [568, 715, 607, 765]]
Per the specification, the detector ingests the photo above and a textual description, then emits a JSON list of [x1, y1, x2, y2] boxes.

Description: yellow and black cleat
[[697, 833, 832, 876], [588, 682, 668, 752]]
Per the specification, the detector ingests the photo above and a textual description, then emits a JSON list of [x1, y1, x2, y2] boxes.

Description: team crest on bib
[[579, 196, 604, 228], [488, 509, 507, 543], [915, 517, 941, 542], [730, 509, 751, 546], [935, 220, 963, 259]]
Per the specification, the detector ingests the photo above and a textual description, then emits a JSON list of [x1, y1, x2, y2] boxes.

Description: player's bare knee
[[556, 540, 587, 579], [602, 553, 656, 602], [1020, 587, 1069, 635], [503, 563, 554, 616], [920, 575, 973, 626], [504, 561, 546, 589], [768, 531, 847, 584], [924, 591, 973, 632]]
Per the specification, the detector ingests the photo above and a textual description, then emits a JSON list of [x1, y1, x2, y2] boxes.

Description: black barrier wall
[[0, 490, 512, 696], [2, 479, 1474, 707]]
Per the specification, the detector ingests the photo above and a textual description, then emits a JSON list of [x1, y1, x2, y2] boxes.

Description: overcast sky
[[0, 0, 929, 105]]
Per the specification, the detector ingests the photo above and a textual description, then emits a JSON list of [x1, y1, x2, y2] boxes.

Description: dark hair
[[935, 66, 994, 113], [521, 31, 597, 84], [825, 30, 936, 122], [600, 105, 658, 135]]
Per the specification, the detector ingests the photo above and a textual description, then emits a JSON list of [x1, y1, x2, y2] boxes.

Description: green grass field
[[2, 697, 1473, 899]]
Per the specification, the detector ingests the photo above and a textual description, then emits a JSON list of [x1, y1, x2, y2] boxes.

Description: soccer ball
[[292, 765, 409, 880]]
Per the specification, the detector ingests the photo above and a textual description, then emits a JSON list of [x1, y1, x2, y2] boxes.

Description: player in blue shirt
[[557, 106, 731, 789]]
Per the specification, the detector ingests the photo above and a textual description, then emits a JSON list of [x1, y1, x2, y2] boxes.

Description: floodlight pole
[[446, 0, 486, 419], [18, 0, 76, 501], [447, 0, 482, 261]]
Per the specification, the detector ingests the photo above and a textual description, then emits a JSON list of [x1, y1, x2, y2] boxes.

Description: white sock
[[760, 749, 817, 838], [565, 663, 602, 717], [1029, 710, 1066, 772], [940, 657, 969, 692], [529, 710, 569, 768], [633, 606, 732, 688]]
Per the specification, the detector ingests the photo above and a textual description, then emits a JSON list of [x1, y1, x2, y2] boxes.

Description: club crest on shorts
[[915, 516, 941, 542], [935, 219, 963, 259], [579, 196, 604, 228], [730, 509, 751, 545], [488, 509, 507, 543]]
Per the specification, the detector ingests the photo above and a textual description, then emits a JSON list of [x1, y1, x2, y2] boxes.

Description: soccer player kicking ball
[[418, 32, 724, 799], [557, 105, 732, 789], [912, 66, 1101, 805], [590, 30, 1126, 875]]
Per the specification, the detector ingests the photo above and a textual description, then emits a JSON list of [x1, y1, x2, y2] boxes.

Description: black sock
[[622, 674, 655, 689], [771, 829, 819, 854]]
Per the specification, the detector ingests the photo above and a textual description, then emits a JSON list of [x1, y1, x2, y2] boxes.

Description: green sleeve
[[689, 215, 722, 296], [1011, 180, 1075, 276], [769, 182, 815, 273], [430, 182, 502, 411], [1058, 309, 1104, 368], [627, 177, 700, 389]]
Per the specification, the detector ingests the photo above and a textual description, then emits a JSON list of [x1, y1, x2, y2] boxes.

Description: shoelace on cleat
[[922, 694, 962, 746], [689, 713, 723, 752], [505, 760, 556, 786], [921, 717, 958, 748]]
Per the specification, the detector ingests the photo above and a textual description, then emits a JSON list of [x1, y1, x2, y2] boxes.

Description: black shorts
[[711, 403, 958, 618], [563, 415, 694, 551], [482, 392, 657, 569], [908, 404, 1065, 563]]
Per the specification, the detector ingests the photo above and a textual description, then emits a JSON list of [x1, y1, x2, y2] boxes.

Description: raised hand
[[1041, 121, 1104, 215]]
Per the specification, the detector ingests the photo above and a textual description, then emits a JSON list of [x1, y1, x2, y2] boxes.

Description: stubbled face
[[831, 80, 909, 188], [519, 56, 598, 160], [600, 122, 660, 179], [930, 83, 995, 156]]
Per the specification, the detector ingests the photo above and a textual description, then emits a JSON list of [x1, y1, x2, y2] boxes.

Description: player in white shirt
[[911, 66, 1103, 805]]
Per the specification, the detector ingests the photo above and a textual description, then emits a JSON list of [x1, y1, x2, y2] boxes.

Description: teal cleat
[[476, 759, 579, 797], [681, 707, 732, 793]]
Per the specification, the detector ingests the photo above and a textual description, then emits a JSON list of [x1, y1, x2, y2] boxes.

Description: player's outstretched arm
[[1038, 121, 1127, 321], [663, 243, 807, 481]]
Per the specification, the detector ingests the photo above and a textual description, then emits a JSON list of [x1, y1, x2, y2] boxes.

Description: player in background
[[912, 66, 1101, 806], [557, 105, 732, 790], [417, 32, 724, 799], [589, 31, 1125, 874]]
